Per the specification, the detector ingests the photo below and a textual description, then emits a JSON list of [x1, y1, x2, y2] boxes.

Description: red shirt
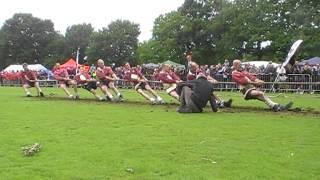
[[123, 67, 143, 83], [21, 70, 36, 83], [187, 68, 205, 81], [74, 73, 91, 84], [158, 71, 180, 84], [232, 70, 257, 85], [96, 66, 114, 81], [54, 68, 69, 81]]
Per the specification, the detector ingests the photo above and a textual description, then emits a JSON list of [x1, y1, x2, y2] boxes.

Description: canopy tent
[[2, 64, 50, 73], [60, 58, 78, 69], [143, 63, 160, 69], [1, 64, 53, 80], [242, 61, 279, 68], [58, 58, 90, 73], [301, 57, 320, 66], [162, 60, 185, 69]]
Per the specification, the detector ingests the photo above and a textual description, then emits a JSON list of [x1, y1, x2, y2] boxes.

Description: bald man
[[53, 63, 79, 99], [21, 63, 44, 97], [123, 62, 164, 104], [158, 64, 181, 101], [187, 61, 232, 108], [232, 59, 293, 111], [96, 59, 123, 101]]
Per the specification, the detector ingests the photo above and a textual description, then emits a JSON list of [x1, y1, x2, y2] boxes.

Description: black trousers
[[179, 86, 201, 113]]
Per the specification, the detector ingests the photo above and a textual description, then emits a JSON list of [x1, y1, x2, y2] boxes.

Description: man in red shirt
[[187, 62, 219, 83], [158, 64, 181, 101], [96, 59, 123, 101], [74, 67, 103, 101], [53, 63, 79, 99], [187, 61, 232, 108], [21, 63, 44, 97], [123, 62, 164, 104], [232, 59, 293, 111]]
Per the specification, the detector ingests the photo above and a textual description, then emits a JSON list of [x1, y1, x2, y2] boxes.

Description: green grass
[[0, 86, 319, 179]]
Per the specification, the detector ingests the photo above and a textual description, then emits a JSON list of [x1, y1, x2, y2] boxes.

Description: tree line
[[0, 0, 319, 69]]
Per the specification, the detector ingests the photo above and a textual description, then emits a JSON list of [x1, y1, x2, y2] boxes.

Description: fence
[[1, 74, 320, 93]]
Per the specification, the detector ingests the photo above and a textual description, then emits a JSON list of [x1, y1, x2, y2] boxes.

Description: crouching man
[[74, 68, 104, 101], [232, 59, 293, 111], [21, 63, 44, 97], [158, 64, 181, 101], [176, 73, 218, 113]]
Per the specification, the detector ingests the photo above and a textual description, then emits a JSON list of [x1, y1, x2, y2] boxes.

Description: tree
[[148, 0, 320, 65], [65, 23, 94, 63], [86, 20, 140, 66], [151, 11, 190, 64], [137, 40, 162, 64], [0, 29, 7, 69], [209, 0, 320, 62], [0, 13, 57, 67], [43, 33, 67, 67], [145, 0, 224, 65]]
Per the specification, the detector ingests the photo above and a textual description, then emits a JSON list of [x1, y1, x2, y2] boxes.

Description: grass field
[[0, 86, 319, 179]]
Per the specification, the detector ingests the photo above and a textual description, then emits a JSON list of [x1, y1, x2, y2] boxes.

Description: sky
[[0, 0, 184, 41]]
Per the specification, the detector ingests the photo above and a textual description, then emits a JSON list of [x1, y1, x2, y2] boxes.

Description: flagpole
[[271, 40, 303, 92], [76, 47, 80, 74]]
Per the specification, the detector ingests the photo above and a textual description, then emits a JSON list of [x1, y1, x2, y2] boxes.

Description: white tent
[[242, 61, 279, 68], [2, 64, 49, 72]]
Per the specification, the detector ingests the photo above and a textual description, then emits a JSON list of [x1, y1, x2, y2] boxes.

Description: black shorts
[[100, 79, 112, 88], [24, 81, 35, 87], [134, 82, 148, 90], [82, 81, 98, 91]]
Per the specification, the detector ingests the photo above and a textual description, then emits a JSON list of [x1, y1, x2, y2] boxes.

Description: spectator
[[90, 64, 96, 73], [265, 62, 276, 74]]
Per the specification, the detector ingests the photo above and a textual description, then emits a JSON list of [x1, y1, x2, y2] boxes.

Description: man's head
[[196, 72, 207, 80], [162, 63, 171, 72], [232, 59, 242, 71], [124, 62, 131, 69], [54, 63, 61, 70], [190, 61, 199, 72], [186, 55, 192, 62], [22, 63, 29, 71], [97, 59, 104, 68], [185, 51, 192, 61]]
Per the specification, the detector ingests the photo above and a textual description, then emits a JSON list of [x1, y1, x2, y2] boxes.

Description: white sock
[[264, 95, 277, 108]]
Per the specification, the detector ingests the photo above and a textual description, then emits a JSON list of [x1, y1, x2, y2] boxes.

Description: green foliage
[[43, 33, 67, 68], [144, 0, 320, 65], [0, 13, 57, 66], [0, 29, 7, 69], [65, 23, 94, 62], [86, 20, 140, 66], [137, 40, 161, 64]]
